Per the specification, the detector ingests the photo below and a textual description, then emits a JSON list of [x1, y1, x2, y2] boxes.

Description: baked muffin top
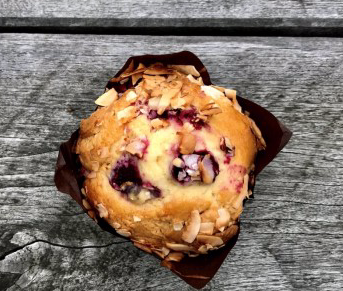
[[75, 63, 265, 261]]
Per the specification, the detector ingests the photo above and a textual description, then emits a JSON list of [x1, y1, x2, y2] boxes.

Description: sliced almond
[[181, 210, 201, 243], [179, 133, 196, 155], [87, 210, 97, 222], [196, 114, 207, 122], [168, 80, 183, 90], [120, 78, 129, 84], [200, 102, 222, 116], [161, 260, 173, 270], [222, 136, 234, 151], [96, 203, 108, 218], [136, 189, 152, 204], [153, 250, 166, 259], [199, 222, 214, 235], [142, 75, 166, 91], [221, 224, 239, 242], [182, 122, 195, 133], [150, 118, 169, 129], [233, 101, 242, 113], [224, 89, 236, 99], [132, 73, 143, 85], [133, 215, 141, 222], [121, 68, 146, 78], [81, 188, 86, 197], [157, 87, 180, 115], [148, 97, 161, 110], [98, 147, 109, 159], [134, 82, 149, 99], [95, 88, 118, 107], [134, 242, 152, 253], [151, 85, 164, 98], [126, 90, 138, 102], [165, 252, 185, 262], [87, 171, 96, 179], [201, 101, 216, 110], [186, 74, 204, 85], [82, 199, 91, 210], [117, 106, 136, 124], [168, 65, 200, 77], [216, 208, 231, 229], [224, 89, 241, 112], [140, 108, 149, 115], [121, 60, 135, 75], [125, 139, 147, 158], [136, 63, 146, 70], [90, 161, 100, 171], [173, 221, 184, 231], [145, 65, 173, 76], [172, 158, 184, 168], [198, 154, 215, 184], [157, 80, 183, 115], [170, 91, 185, 109], [196, 235, 224, 247], [162, 247, 170, 257], [212, 85, 225, 92], [188, 253, 199, 258], [201, 85, 225, 100], [116, 229, 131, 237], [165, 242, 193, 252], [108, 61, 134, 82], [111, 222, 121, 229], [201, 107, 222, 116], [250, 119, 266, 149], [198, 245, 208, 254], [166, 73, 178, 82], [198, 244, 214, 254]]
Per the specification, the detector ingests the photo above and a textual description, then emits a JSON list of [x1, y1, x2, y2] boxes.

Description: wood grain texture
[[1, 0, 343, 34], [1, 0, 343, 18], [0, 34, 342, 290]]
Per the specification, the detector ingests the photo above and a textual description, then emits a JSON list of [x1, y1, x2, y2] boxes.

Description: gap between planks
[[1, 17, 343, 37]]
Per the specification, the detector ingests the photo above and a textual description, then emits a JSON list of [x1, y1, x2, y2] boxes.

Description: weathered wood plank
[[1, 234, 342, 290], [0, 34, 342, 290], [1, 0, 343, 19], [1, 1, 343, 34]]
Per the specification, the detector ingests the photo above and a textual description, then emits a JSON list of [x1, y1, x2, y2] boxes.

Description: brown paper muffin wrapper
[[54, 51, 292, 289]]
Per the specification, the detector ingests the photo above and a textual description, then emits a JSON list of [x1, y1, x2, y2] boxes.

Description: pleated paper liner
[[54, 51, 292, 289]]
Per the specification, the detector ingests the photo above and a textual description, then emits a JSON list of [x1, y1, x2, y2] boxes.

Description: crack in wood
[[43, 211, 85, 217], [255, 198, 343, 207], [243, 232, 343, 237], [263, 245, 297, 290], [244, 218, 341, 223], [0, 239, 129, 262]]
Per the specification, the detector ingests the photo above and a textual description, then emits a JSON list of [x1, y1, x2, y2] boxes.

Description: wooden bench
[[0, 1, 342, 290]]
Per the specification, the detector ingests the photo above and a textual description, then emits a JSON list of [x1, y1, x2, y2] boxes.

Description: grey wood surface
[[1, 0, 343, 34], [0, 34, 342, 290], [2, 0, 343, 18]]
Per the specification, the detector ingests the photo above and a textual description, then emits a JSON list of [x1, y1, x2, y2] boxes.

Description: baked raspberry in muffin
[[75, 62, 265, 262]]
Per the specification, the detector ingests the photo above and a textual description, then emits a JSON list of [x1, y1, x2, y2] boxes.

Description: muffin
[[75, 62, 266, 262]]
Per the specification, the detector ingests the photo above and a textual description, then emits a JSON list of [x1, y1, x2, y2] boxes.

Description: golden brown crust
[[76, 63, 265, 259]]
